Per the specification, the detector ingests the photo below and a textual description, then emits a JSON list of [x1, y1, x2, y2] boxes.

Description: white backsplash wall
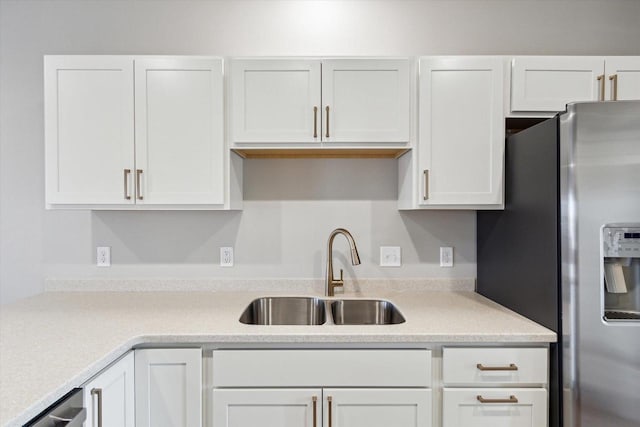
[[2, 0, 640, 304], [42, 159, 476, 279]]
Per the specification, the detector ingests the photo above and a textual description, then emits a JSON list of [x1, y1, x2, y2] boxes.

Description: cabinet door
[[230, 59, 321, 143], [44, 56, 135, 205], [83, 352, 135, 427], [442, 388, 547, 427], [322, 59, 410, 143], [323, 389, 431, 427], [418, 57, 504, 207], [212, 389, 321, 427], [511, 56, 604, 111], [135, 348, 202, 427], [135, 57, 224, 205], [605, 57, 640, 101]]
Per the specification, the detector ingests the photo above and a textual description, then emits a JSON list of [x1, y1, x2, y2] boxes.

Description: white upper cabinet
[[44, 55, 231, 209], [605, 57, 640, 101], [135, 57, 224, 205], [83, 352, 135, 427], [44, 56, 135, 205], [417, 57, 504, 208], [322, 59, 410, 143], [510, 56, 640, 113], [229, 58, 410, 146], [511, 56, 603, 112], [230, 60, 321, 143]]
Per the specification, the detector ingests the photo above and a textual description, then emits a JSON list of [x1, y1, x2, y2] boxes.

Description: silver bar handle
[[423, 169, 429, 200], [325, 106, 330, 138], [313, 106, 318, 138], [477, 363, 518, 371], [91, 388, 103, 427], [609, 74, 618, 101], [597, 74, 605, 101], [136, 169, 143, 200], [124, 169, 131, 200], [477, 395, 519, 404], [312, 396, 318, 427]]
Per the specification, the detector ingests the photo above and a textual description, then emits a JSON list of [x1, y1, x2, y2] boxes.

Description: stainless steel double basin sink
[[239, 296, 405, 326]]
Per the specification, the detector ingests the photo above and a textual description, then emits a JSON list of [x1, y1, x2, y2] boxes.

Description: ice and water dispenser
[[602, 224, 640, 321]]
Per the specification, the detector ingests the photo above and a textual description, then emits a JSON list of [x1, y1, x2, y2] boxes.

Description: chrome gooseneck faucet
[[326, 228, 361, 296]]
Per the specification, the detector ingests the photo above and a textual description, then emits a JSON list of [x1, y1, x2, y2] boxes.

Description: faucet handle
[[340, 269, 343, 282]]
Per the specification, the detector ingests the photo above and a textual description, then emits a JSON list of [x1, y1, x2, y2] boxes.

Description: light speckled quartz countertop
[[0, 289, 555, 426]]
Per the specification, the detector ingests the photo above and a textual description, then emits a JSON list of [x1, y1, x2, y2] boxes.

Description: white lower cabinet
[[442, 388, 547, 427], [442, 347, 549, 427], [212, 388, 431, 427], [212, 389, 320, 427], [325, 389, 431, 427], [135, 348, 203, 427], [211, 349, 432, 427], [83, 351, 135, 427]]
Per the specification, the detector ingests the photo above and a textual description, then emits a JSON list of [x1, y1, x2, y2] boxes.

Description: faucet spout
[[326, 228, 360, 297]]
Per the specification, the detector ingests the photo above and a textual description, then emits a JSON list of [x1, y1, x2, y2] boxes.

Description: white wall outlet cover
[[96, 246, 111, 267], [380, 246, 401, 267], [440, 246, 454, 267], [220, 247, 234, 267]]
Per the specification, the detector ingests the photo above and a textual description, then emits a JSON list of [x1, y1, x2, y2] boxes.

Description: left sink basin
[[239, 297, 327, 325]]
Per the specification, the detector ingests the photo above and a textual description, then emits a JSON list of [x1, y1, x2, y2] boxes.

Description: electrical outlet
[[380, 246, 401, 267], [220, 247, 233, 267], [440, 246, 453, 267], [97, 246, 111, 267]]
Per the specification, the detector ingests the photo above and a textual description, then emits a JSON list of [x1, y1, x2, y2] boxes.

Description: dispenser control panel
[[603, 225, 640, 258]]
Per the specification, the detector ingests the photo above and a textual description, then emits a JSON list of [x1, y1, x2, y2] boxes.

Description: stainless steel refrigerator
[[477, 101, 640, 427]]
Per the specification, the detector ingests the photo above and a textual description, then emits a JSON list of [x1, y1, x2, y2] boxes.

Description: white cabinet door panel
[[231, 60, 321, 143], [324, 389, 431, 427], [212, 389, 321, 427], [135, 348, 202, 427], [83, 352, 135, 427], [135, 58, 224, 204], [44, 56, 135, 205], [443, 388, 547, 427], [605, 57, 640, 101], [511, 56, 604, 111], [419, 57, 504, 206], [322, 59, 410, 143]]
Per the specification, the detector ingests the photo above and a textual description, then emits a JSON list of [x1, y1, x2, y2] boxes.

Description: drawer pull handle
[[327, 396, 333, 427], [477, 395, 519, 404], [312, 396, 317, 427], [476, 363, 518, 371]]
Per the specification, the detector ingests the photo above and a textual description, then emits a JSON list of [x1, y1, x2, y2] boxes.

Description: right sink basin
[[330, 299, 406, 325]]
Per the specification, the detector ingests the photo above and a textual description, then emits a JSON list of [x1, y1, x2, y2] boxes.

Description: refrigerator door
[[560, 101, 640, 427]]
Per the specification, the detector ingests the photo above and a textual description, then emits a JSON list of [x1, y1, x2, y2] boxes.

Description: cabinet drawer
[[212, 349, 431, 387], [443, 388, 548, 427], [442, 347, 547, 386]]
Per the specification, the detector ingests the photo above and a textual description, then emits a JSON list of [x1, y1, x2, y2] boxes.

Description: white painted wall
[[1, 0, 639, 304]]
